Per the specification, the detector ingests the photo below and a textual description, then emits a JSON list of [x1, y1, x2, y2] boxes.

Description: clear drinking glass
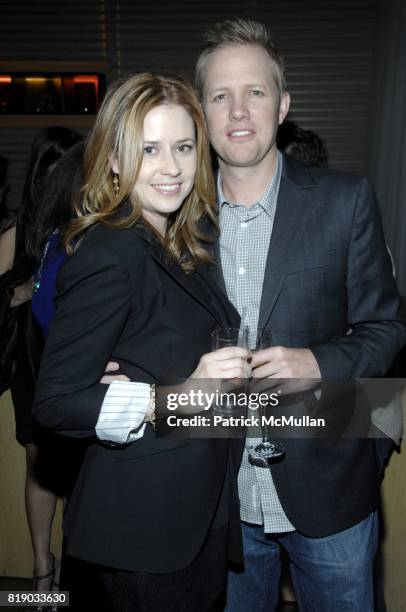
[[210, 326, 249, 415], [210, 326, 249, 350], [247, 329, 285, 466]]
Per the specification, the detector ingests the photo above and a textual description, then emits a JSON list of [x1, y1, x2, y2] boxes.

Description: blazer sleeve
[[32, 239, 133, 438], [311, 178, 406, 378]]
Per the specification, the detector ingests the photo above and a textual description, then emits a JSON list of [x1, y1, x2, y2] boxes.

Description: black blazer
[[214, 156, 406, 537], [33, 222, 244, 572]]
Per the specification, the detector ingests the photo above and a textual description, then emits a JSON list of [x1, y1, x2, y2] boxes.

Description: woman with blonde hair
[[33, 73, 250, 611]]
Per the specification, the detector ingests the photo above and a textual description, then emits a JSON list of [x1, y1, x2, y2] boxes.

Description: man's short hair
[[195, 18, 286, 98]]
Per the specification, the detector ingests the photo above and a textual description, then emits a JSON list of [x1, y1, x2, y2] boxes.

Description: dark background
[[0, 0, 405, 293]]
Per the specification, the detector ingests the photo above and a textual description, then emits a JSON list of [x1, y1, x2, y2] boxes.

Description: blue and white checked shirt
[[218, 151, 294, 533]]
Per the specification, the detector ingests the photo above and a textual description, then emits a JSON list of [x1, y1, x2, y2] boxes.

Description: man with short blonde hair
[[196, 18, 405, 612], [195, 18, 286, 97]]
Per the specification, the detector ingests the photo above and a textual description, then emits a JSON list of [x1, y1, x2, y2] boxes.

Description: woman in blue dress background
[[1, 131, 126, 605], [30, 142, 83, 338], [0, 128, 82, 602]]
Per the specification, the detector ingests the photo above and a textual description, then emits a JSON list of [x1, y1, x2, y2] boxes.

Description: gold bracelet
[[148, 384, 156, 430]]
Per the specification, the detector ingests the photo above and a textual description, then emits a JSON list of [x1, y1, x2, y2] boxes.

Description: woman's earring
[[112, 173, 120, 196]]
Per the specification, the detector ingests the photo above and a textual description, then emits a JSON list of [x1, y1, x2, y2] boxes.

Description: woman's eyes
[[143, 144, 194, 155], [176, 143, 194, 153]]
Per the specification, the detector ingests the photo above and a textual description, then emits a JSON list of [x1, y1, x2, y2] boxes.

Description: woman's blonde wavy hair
[[65, 73, 217, 271]]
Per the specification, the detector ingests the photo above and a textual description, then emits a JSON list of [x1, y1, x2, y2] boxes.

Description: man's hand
[[100, 361, 130, 384], [251, 347, 321, 395], [251, 346, 321, 378]]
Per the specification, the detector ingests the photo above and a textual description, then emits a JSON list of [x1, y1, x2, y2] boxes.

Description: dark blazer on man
[[33, 222, 244, 573], [214, 156, 406, 537]]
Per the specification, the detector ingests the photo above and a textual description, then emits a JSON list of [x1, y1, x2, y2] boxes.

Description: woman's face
[[132, 103, 197, 236]]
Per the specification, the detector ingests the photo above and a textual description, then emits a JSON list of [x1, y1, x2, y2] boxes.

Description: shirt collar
[[217, 151, 283, 217]]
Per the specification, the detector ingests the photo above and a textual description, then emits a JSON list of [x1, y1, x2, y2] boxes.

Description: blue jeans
[[225, 511, 378, 612]]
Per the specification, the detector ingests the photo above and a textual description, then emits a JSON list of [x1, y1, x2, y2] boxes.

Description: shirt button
[[238, 267, 245, 275], [241, 221, 247, 228]]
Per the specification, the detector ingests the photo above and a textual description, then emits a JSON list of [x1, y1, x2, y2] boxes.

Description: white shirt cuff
[[96, 380, 151, 444]]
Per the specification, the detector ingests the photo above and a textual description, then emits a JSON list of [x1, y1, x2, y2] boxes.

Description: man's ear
[[278, 92, 291, 125], [108, 154, 119, 174]]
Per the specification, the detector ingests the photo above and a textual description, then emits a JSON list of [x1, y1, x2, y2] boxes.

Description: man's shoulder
[[282, 155, 367, 193]]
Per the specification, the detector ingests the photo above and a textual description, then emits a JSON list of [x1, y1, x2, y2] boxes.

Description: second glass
[[248, 328, 285, 466]]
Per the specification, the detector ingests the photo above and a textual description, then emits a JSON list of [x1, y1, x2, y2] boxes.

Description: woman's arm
[[33, 238, 136, 438], [0, 226, 16, 274], [0, 226, 33, 306], [33, 233, 251, 440]]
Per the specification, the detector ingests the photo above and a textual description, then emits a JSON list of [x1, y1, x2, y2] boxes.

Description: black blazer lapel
[[203, 234, 228, 296], [213, 238, 228, 295], [196, 264, 240, 329], [150, 244, 234, 328], [258, 159, 317, 331], [199, 233, 240, 328], [129, 222, 234, 327]]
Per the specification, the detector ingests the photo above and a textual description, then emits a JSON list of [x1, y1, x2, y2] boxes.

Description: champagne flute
[[210, 326, 249, 415], [248, 329, 285, 466]]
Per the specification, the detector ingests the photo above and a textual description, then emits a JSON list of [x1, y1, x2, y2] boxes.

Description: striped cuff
[[96, 380, 151, 444]]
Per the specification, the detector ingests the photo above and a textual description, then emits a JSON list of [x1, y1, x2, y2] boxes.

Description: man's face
[[202, 44, 290, 170]]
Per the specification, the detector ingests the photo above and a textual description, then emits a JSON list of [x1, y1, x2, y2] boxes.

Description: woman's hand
[[10, 279, 33, 307], [190, 347, 252, 380], [165, 348, 251, 415], [99, 361, 130, 384]]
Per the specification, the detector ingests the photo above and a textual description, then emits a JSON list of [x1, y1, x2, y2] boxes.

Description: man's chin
[[218, 153, 274, 170], [215, 146, 276, 170], [218, 153, 262, 168]]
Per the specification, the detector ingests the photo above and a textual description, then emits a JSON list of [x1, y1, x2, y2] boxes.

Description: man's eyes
[[213, 93, 227, 102], [212, 90, 265, 102]]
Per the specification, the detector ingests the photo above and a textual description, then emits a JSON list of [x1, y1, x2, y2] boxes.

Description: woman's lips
[[151, 183, 182, 195]]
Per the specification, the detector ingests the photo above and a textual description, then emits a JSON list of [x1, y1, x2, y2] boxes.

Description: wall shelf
[[0, 115, 96, 129]]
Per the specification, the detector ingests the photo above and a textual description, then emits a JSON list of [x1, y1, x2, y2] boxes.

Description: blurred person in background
[[277, 119, 328, 168], [1, 129, 127, 608], [0, 128, 81, 601]]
